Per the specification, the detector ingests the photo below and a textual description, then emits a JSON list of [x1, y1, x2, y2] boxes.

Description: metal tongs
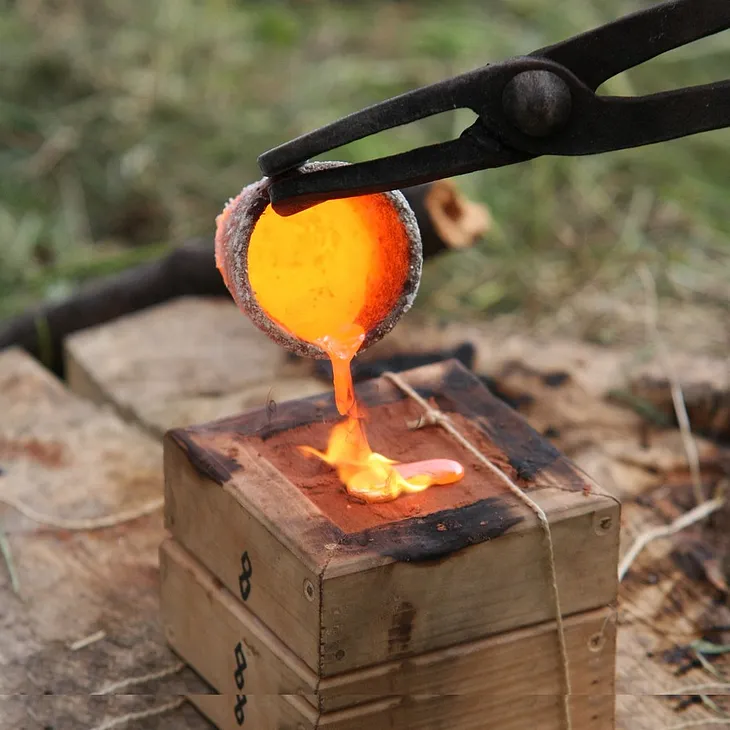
[[258, 0, 730, 215]]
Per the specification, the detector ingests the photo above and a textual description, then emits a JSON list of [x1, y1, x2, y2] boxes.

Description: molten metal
[[216, 180, 464, 502], [300, 416, 464, 503]]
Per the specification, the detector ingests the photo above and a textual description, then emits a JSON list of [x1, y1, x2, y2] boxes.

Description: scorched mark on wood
[[173, 359, 572, 488], [440, 365, 576, 485], [337, 497, 524, 562], [165, 360, 589, 563], [167, 429, 242, 484], [388, 601, 417, 654]]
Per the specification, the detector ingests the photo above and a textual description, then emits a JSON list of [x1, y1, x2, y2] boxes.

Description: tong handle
[[259, 0, 730, 210], [537, 0, 730, 90]]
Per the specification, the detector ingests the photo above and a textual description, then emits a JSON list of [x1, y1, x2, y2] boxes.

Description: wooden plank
[[160, 538, 318, 699], [64, 296, 728, 448], [0, 348, 213, 729], [161, 537, 616, 713], [60, 297, 635, 450], [192, 692, 613, 730], [65, 296, 325, 436], [190, 694, 318, 730], [165, 360, 620, 675], [319, 487, 618, 674]]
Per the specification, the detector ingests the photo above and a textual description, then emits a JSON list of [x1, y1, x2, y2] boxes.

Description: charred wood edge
[[341, 497, 523, 562], [167, 360, 592, 562], [0, 183, 488, 377]]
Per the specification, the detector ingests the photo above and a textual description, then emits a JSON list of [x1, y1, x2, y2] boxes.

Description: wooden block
[[0, 349, 212, 728], [161, 537, 616, 714], [164, 359, 620, 676], [63, 292, 730, 454], [190, 694, 312, 730], [190, 691, 613, 730], [64, 296, 325, 436]]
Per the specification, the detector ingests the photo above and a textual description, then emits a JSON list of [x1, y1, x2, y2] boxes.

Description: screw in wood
[[303, 578, 315, 602], [588, 632, 606, 653], [593, 513, 613, 536]]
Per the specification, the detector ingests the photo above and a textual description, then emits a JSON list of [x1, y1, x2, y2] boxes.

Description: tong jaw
[[260, 59, 558, 214]]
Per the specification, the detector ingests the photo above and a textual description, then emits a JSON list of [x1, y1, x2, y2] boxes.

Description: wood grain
[[191, 692, 614, 730], [161, 537, 616, 713], [65, 297, 325, 437]]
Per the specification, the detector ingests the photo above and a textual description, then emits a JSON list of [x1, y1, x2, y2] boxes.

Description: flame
[[300, 415, 464, 503], [298, 321, 463, 503], [237, 193, 465, 503]]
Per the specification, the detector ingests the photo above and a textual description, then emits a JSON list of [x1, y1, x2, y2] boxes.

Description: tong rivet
[[502, 70, 572, 138]]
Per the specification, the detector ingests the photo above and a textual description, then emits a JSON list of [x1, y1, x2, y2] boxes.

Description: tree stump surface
[[0, 349, 213, 730]]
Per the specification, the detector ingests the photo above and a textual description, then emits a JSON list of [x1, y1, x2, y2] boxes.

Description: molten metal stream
[[244, 195, 464, 503]]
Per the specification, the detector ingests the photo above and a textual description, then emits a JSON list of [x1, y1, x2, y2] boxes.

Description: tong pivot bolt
[[502, 69, 572, 138]]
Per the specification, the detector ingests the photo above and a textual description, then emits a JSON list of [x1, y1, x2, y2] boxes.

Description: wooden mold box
[[187, 693, 612, 730], [162, 359, 620, 683], [161, 537, 616, 728]]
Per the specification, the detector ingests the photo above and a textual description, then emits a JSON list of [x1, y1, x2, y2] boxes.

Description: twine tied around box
[[383, 370, 574, 730]]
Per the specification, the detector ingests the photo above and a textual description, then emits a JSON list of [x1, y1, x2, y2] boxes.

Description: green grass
[[1, 0, 728, 330]]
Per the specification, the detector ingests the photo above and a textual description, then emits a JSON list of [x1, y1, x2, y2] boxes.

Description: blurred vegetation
[[1, 0, 728, 333]]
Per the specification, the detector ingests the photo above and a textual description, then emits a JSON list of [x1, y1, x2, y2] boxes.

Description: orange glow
[[245, 194, 464, 503], [300, 417, 464, 503], [247, 195, 411, 350]]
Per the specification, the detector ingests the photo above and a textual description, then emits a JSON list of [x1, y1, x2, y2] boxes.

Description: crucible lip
[[216, 160, 423, 360]]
